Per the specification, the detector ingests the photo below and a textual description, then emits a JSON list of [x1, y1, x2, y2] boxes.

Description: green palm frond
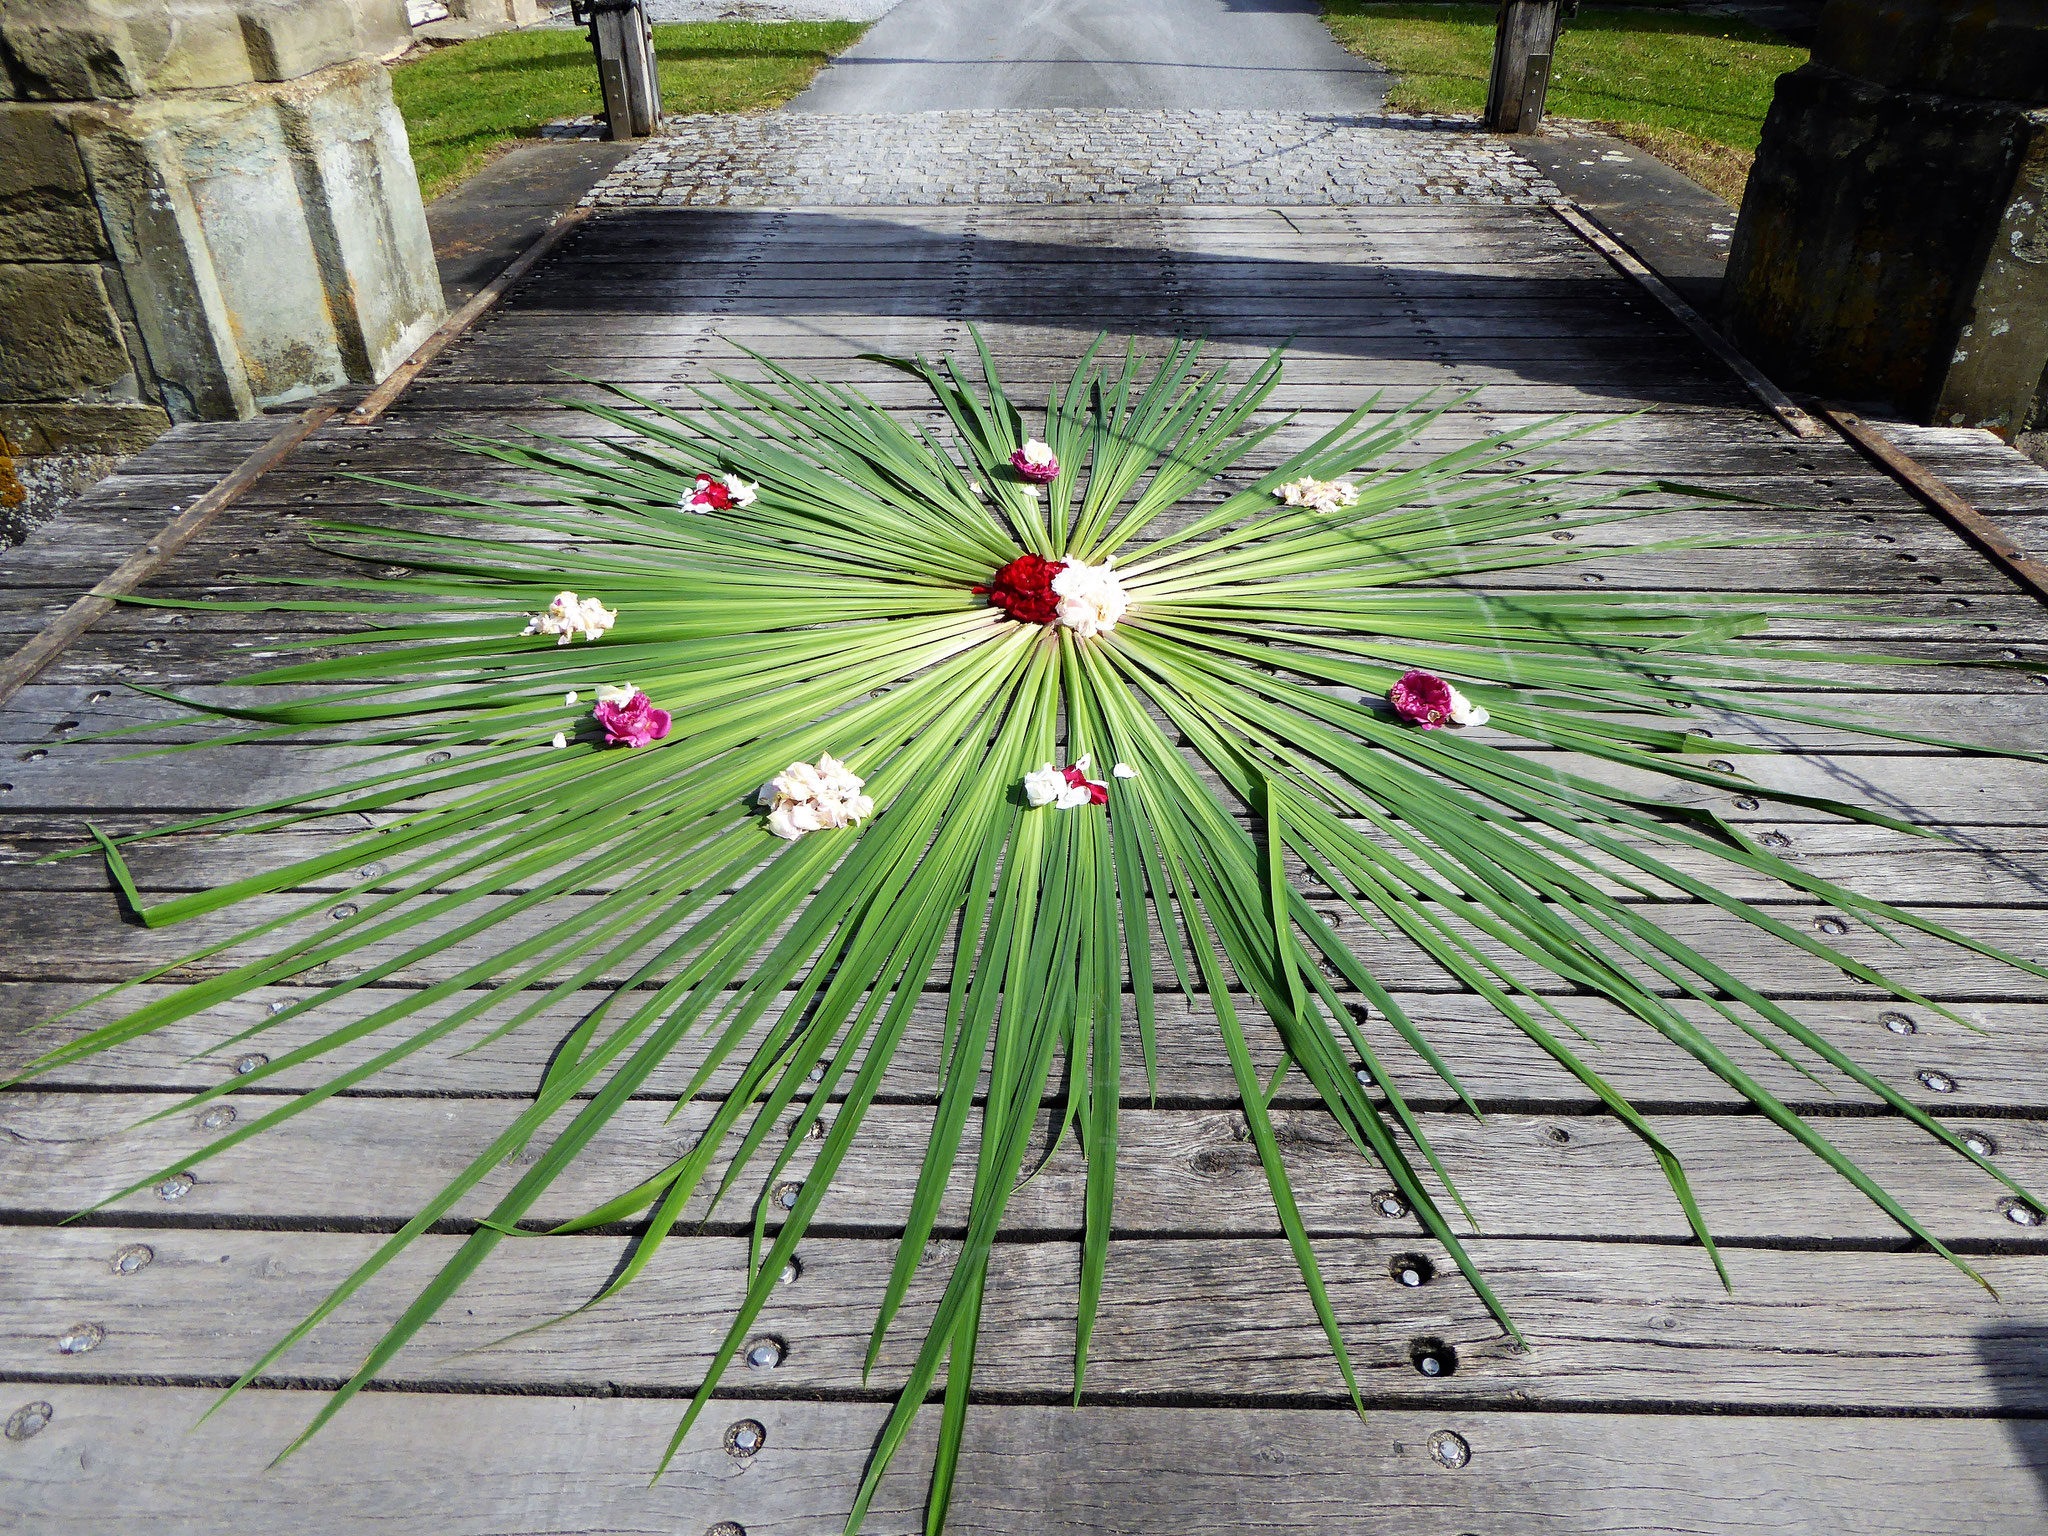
[[23, 334, 2047, 1532]]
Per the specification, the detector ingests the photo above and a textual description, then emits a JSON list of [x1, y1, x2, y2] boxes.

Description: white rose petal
[[1054, 782, 1092, 810], [723, 474, 759, 508], [550, 732, 567, 749], [1022, 763, 1066, 808], [563, 691, 579, 706], [1275, 476, 1361, 515], [1113, 762, 1137, 779], [1019, 438, 1056, 467], [1051, 559, 1129, 638], [523, 589, 616, 644], [1447, 687, 1490, 728], [595, 681, 638, 706], [760, 753, 870, 839]]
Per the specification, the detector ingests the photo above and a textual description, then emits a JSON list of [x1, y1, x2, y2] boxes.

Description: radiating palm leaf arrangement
[[19, 335, 2048, 1533]]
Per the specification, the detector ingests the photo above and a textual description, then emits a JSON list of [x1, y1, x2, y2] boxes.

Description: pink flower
[[1387, 670, 1489, 730], [1388, 670, 1456, 729], [1011, 439, 1059, 483], [592, 690, 671, 748]]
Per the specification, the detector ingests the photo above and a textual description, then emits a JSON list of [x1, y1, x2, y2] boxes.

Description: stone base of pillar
[[1721, 1, 2048, 442], [0, 0, 444, 541]]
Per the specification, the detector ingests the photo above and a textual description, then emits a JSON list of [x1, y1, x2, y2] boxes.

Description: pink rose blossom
[[1010, 439, 1059, 483], [1388, 669, 1456, 729], [592, 690, 671, 748]]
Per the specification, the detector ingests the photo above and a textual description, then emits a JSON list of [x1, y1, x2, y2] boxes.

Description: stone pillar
[[0, 0, 444, 536], [1722, 1, 2048, 440]]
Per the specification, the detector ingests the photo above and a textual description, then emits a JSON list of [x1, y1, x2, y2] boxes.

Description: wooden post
[[1485, 0, 1569, 135], [578, 0, 662, 141]]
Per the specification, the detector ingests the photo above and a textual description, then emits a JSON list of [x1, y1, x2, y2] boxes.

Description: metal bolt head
[[706, 1524, 746, 1536], [772, 1181, 801, 1211], [1917, 1069, 1957, 1094], [723, 1418, 766, 1460], [1961, 1131, 1998, 1158], [1879, 1011, 1916, 1035], [111, 1243, 153, 1275], [779, 1257, 802, 1286], [199, 1104, 237, 1131], [745, 1336, 784, 1370], [156, 1172, 195, 1201], [5, 1402, 53, 1441], [1427, 1428, 1470, 1469], [233, 1053, 267, 1075], [1373, 1190, 1409, 1219], [2000, 1199, 2043, 1227], [1409, 1337, 1458, 1378], [1391, 1253, 1435, 1288], [57, 1322, 103, 1356], [1734, 795, 1760, 811]]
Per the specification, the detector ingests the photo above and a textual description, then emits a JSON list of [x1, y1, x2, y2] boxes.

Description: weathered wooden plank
[[0, 869, 2042, 997], [2, 1094, 2039, 1242], [10, 1388, 2041, 1536], [3, 1228, 2041, 1410], [5, 978, 2037, 1114], [9, 741, 2046, 829], [10, 811, 2048, 911]]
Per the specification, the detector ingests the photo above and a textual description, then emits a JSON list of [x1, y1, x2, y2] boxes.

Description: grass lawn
[[392, 21, 869, 202], [1320, 3, 1807, 202]]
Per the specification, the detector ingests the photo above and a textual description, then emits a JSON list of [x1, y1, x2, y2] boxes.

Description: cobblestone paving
[[583, 110, 1558, 208]]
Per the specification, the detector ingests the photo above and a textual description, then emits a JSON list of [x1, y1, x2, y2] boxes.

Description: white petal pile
[[594, 681, 638, 705], [758, 753, 874, 841], [1051, 559, 1128, 637], [522, 590, 616, 645], [1274, 476, 1361, 514], [1021, 763, 1067, 807]]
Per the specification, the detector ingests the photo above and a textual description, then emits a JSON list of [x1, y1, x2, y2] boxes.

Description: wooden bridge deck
[[5, 202, 2048, 1534]]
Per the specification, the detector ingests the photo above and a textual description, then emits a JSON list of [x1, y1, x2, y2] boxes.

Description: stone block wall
[[0, 0, 443, 537], [1723, 1, 2048, 439]]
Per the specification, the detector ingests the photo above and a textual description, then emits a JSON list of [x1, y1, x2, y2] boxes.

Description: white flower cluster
[[1023, 760, 1094, 810], [1022, 756, 1136, 810], [1051, 559, 1127, 638], [523, 590, 616, 645], [758, 753, 874, 841], [1274, 476, 1360, 514]]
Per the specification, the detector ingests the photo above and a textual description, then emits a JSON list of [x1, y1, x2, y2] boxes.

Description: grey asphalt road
[[789, 0, 1388, 111]]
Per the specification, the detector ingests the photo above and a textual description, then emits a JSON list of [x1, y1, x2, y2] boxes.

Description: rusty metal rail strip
[[1820, 405, 2048, 607], [1550, 198, 1828, 440], [0, 404, 336, 708]]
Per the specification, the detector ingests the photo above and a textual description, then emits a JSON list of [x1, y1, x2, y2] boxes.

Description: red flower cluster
[[687, 474, 735, 511], [975, 553, 1066, 624]]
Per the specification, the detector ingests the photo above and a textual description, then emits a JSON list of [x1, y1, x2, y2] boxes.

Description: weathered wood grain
[[6, 979, 2038, 1113], [4, 1228, 2041, 1410], [0, 879, 2041, 999], [2, 1093, 2039, 1243], [10, 1388, 2043, 1536]]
